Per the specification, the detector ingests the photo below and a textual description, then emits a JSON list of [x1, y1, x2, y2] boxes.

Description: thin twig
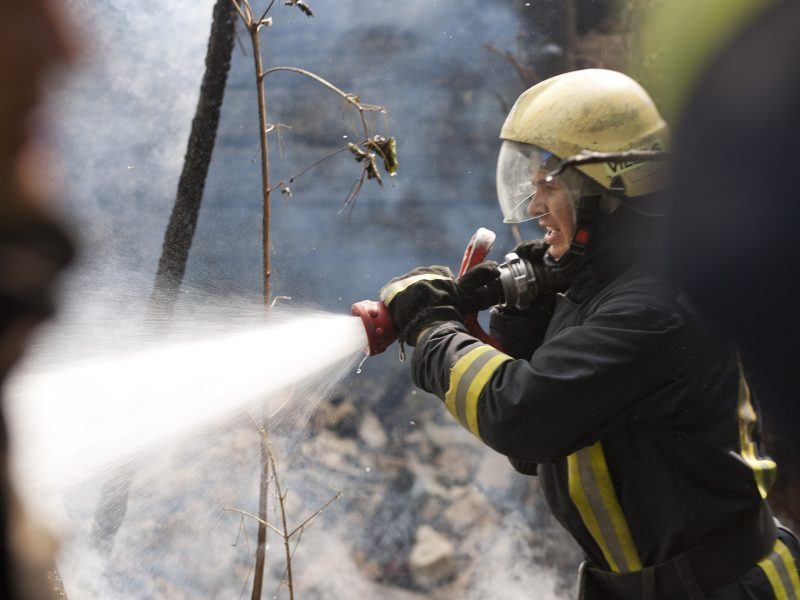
[[262, 67, 383, 113], [230, 0, 249, 23], [269, 295, 292, 309], [258, 0, 277, 22], [224, 507, 286, 537], [242, 0, 254, 23], [267, 144, 355, 193], [340, 170, 366, 219], [263, 434, 295, 599], [262, 66, 383, 142], [232, 513, 251, 550], [483, 43, 541, 86], [264, 383, 297, 421], [288, 491, 342, 538], [238, 555, 257, 600]]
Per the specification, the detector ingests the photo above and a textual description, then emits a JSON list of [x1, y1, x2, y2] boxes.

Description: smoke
[[464, 512, 572, 600], [17, 1, 581, 598], [55, 0, 216, 273]]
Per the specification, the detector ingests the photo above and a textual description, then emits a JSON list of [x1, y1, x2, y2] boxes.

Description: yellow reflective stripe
[[760, 558, 787, 600], [777, 540, 800, 599], [445, 346, 493, 422], [758, 540, 800, 600], [378, 274, 451, 305], [737, 365, 777, 498], [444, 345, 511, 437], [568, 442, 641, 573], [463, 353, 510, 436], [569, 450, 619, 572], [588, 443, 642, 572]]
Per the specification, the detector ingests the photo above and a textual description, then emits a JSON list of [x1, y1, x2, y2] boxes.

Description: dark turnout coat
[[411, 218, 799, 599]]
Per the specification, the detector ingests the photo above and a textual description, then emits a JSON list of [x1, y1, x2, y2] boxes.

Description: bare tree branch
[[267, 144, 356, 193], [259, 0, 278, 23], [230, 0, 249, 24], [483, 42, 541, 86], [262, 66, 384, 141], [223, 507, 285, 536], [288, 491, 342, 538]]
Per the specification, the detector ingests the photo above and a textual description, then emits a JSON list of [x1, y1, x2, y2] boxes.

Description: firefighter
[[1, 0, 77, 597], [378, 69, 800, 599]]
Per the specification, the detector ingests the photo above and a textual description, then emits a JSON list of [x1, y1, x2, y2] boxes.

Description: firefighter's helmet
[[497, 69, 668, 223]]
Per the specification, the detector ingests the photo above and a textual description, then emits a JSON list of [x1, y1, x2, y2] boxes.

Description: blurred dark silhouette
[[0, 0, 77, 597], [667, 0, 800, 526]]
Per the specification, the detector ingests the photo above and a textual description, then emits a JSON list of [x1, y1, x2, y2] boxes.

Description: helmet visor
[[496, 141, 556, 224]]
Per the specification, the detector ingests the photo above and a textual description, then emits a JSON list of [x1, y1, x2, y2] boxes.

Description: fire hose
[[351, 228, 543, 356]]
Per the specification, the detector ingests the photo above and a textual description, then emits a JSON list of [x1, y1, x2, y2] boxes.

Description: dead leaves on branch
[[347, 135, 398, 184], [341, 135, 398, 217], [285, 0, 313, 17]]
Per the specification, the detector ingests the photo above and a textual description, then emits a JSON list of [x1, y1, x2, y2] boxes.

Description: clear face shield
[[496, 141, 558, 224]]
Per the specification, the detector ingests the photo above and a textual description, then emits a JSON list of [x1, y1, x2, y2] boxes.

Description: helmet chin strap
[[544, 194, 602, 273]]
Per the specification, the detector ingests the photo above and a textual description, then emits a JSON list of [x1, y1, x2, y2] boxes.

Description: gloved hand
[[378, 266, 464, 345], [457, 261, 502, 312]]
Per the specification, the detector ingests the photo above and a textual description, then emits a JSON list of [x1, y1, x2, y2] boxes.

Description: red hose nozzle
[[351, 299, 396, 356]]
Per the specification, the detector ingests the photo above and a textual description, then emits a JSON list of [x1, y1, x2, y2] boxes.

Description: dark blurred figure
[[667, 0, 800, 526], [1, 0, 77, 597]]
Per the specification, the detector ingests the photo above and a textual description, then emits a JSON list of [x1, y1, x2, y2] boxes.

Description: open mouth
[[544, 228, 561, 244]]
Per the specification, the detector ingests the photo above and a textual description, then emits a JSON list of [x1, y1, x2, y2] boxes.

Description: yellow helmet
[[497, 69, 668, 223]]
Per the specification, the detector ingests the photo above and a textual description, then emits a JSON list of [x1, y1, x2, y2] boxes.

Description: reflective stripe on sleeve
[[568, 442, 642, 573], [378, 274, 451, 305], [758, 539, 800, 600], [737, 365, 777, 498], [444, 345, 511, 438]]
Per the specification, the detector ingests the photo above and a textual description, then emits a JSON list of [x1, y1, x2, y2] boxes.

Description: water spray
[[352, 228, 543, 356]]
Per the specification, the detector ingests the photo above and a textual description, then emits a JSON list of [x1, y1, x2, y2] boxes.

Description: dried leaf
[[365, 135, 398, 176], [348, 143, 382, 183], [284, 0, 313, 17]]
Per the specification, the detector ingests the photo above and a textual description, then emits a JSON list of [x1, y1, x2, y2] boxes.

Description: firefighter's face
[[0, 0, 76, 165], [529, 170, 575, 260]]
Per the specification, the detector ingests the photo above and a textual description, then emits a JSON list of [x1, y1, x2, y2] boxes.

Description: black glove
[[457, 261, 502, 312], [378, 266, 464, 345]]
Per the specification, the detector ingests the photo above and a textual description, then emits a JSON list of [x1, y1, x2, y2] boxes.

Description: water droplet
[[409, 420, 416, 426], [356, 355, 368, 374]]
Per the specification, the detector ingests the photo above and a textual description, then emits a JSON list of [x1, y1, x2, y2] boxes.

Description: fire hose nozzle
[[352, 227, 513, 357], [351, 299, 396, 356], [497, 252, 538, 311]]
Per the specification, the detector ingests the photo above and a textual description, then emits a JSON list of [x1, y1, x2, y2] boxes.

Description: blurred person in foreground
[[1, 0, 77, 598], [666, 0, 800, 527], [377, 69, 799, 598]]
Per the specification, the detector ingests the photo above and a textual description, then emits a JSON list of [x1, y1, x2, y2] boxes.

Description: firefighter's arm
[[413, 288, 693, 463], [488, 295, 556, 359]]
